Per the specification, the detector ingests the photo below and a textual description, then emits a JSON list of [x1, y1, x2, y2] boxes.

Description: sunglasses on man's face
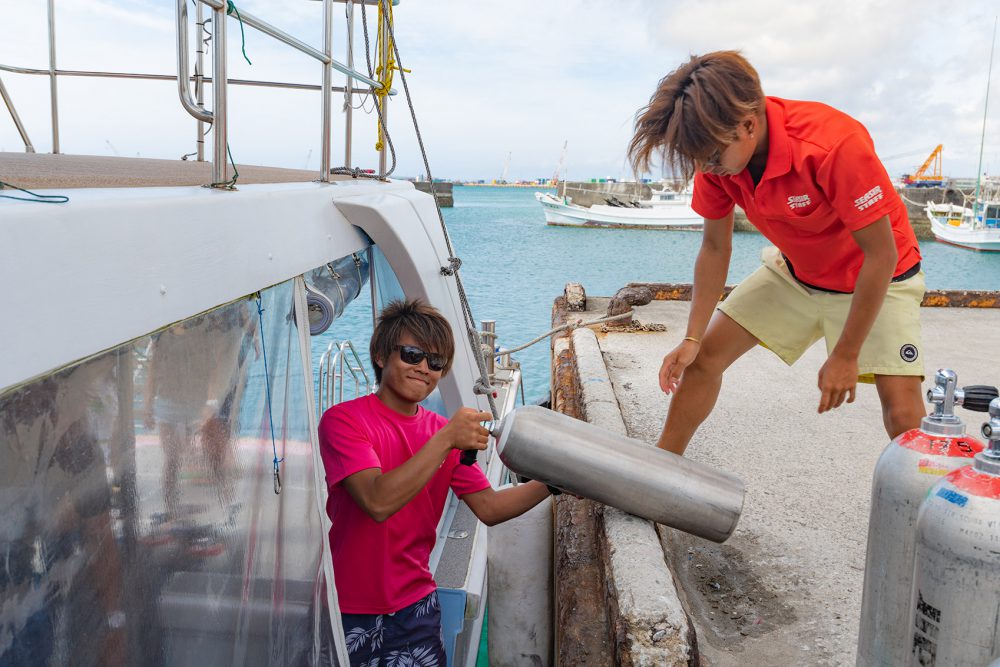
[[394, 345, 446, 372]]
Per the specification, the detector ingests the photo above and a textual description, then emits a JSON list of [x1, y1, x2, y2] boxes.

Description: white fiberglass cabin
[[0, 2, 531, 665]]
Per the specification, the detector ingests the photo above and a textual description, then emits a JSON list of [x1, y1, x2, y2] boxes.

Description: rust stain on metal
[[551, 297, 613, 666], [629, 282, 1000, 308], [920, 290, 1000, 308], [628, 283, 734, 302]]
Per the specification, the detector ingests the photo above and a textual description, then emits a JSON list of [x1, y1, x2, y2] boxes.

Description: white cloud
[[1, 0, 998, 179]]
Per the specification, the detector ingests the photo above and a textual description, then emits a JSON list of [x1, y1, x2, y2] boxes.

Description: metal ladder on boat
[[317, 340, 371, 414]]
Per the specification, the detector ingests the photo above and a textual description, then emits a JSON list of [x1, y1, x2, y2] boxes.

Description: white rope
[[496, 310, 636, 356], [899, 193, 931, 208]]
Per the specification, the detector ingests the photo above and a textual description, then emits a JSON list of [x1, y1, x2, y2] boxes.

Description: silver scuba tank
[[908, 398, 1000, 666], [856, 370, 995, 667], [494, 405, 745, 543]]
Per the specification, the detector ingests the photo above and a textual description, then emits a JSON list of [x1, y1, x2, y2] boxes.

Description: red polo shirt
[[692, 97, 920, 293]]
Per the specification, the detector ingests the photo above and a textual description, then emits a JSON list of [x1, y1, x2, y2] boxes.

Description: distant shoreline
[[456, 183, 557, 188]]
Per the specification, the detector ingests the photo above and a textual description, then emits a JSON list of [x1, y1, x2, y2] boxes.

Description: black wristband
[[546, 485, 562, 496]]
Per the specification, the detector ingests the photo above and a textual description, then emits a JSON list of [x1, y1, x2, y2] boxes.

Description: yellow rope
[[374, 1, 409, 152]]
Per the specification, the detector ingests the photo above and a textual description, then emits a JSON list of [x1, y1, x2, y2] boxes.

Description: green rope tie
[[0, 181, 69, 204], [226, 1, 252, 66], [210, 143, 241, 189]]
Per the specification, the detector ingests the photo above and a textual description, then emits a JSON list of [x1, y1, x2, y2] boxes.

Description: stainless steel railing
[[317, 340, 372, 414], [1, 0, 395, 184]]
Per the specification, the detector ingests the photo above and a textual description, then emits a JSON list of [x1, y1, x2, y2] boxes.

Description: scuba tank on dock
[[857, 370, 996, 667], [494, 405, 745, 543], [909, 398, 1000, 666]]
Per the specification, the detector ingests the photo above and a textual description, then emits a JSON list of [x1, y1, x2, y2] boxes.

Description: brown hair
[[370, 299, 455, 382], [628, 51, 764, 181]]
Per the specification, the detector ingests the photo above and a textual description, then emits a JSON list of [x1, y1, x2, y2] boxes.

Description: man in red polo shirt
[[628, 51, 925, 455]]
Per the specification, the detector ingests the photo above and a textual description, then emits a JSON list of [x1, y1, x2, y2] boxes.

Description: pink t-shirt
[[318, 393, 491, 614]]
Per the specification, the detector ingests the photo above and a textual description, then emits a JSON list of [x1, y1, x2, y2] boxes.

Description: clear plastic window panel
[[0, 280, 340, 666]]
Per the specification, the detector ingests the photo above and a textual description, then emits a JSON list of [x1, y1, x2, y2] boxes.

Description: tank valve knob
[[926, 369, 960, 421], [982, 398, 1000, 441], [959, 385, 999, 412]]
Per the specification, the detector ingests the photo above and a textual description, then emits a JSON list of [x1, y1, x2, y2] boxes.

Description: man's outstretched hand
[[817, 351, 858, 413]]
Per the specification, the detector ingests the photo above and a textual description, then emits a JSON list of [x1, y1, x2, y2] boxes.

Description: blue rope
[[0, 181, 69, 204], [255, 293, 283, 494]]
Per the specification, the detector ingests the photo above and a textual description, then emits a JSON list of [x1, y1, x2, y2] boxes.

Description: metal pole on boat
[[212, 1, 228, 184], [0, 77, 34, 153], [973, 17, 997, 226], [377, 5, 388, 179], [344, 0, 355, 169], [46, 0, 60, 154], [320, 0, 333, 182], [196, 1, 206, 162], [481, 320, 497, 378]]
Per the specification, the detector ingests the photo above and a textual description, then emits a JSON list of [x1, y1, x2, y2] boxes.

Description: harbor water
[[317, 186, 1000, 405]]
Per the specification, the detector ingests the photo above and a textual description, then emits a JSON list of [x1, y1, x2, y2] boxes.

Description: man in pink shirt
[[319, 299, 552, 666]]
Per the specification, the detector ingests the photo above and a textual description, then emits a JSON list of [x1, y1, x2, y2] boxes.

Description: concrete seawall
[[558, 181, 963, 240], [551, 282, 1000, 665], [413, 181, 453, 207]]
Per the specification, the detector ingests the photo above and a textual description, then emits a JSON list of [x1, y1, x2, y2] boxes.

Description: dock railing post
[[320, 0, 332, 182], [0, 76, 35, 153], [377, 2, 388, 179], [211, 1, 228, 185], [47, 0, 60, 154], [344, 0, 355, 169], [196, 1, 206, 161]]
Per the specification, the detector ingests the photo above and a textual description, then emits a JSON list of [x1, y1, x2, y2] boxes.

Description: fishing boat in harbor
[[926, 21, 1000, 252], [535, 188, 703, 230], [925, 191, 1000, 251]]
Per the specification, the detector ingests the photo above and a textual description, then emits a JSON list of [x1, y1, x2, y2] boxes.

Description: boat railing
[[1, 0, 395, 184], [317, 340, 372, 414]]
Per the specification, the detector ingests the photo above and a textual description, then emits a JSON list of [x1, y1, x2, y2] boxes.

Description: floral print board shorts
[[341, 591, 446, 667]]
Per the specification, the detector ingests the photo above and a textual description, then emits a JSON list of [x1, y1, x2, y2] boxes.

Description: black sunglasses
[[394, 345, 446, 372]]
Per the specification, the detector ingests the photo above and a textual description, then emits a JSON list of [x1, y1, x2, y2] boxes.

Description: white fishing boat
[[535, 189, 703, 230], [0, 2, 552, 665], [927, 24, 1000, 252], [926, 193, 1000, 251]]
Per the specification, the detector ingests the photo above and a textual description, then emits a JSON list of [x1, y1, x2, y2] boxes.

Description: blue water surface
[[318, 186, 1000, 406]]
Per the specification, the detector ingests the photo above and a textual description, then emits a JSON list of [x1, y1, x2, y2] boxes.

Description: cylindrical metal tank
[[856, 370, 995, 666], [494, 405, 745, 543], [909, 398, 1000, 666]]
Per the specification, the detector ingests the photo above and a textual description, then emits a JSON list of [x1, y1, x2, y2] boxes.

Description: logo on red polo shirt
[[787, 194, 812, 210], [854, 185, 884, 212]]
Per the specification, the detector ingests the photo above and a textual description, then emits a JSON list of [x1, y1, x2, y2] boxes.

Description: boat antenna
[[973, 16, 997, 224]]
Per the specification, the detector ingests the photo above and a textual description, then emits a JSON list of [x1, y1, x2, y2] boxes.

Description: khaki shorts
[[719, 247, 925, 383]]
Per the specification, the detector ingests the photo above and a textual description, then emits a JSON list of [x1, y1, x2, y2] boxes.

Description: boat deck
[[0, 152, 354, 189], [567, 291, 1000, 666]]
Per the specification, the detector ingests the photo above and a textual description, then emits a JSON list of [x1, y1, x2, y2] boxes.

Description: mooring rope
[[496, 310, 636, 357]]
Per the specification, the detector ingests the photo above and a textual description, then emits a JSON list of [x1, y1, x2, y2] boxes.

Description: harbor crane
[[902, 144, 946, 187], [498, 152, 511, 185]]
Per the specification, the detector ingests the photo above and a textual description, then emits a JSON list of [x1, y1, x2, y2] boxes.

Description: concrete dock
[[550, 284, 1000, 666]]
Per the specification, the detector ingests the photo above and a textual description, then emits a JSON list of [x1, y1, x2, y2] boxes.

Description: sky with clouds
[[1, 0, 998, 182]]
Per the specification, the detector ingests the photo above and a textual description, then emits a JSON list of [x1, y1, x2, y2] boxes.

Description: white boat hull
[[536, 192, 702, 230], [926, 203, 1000, 252]]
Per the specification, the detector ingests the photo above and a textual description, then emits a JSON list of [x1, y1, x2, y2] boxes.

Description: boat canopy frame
[[0, 0, 399, 184]]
